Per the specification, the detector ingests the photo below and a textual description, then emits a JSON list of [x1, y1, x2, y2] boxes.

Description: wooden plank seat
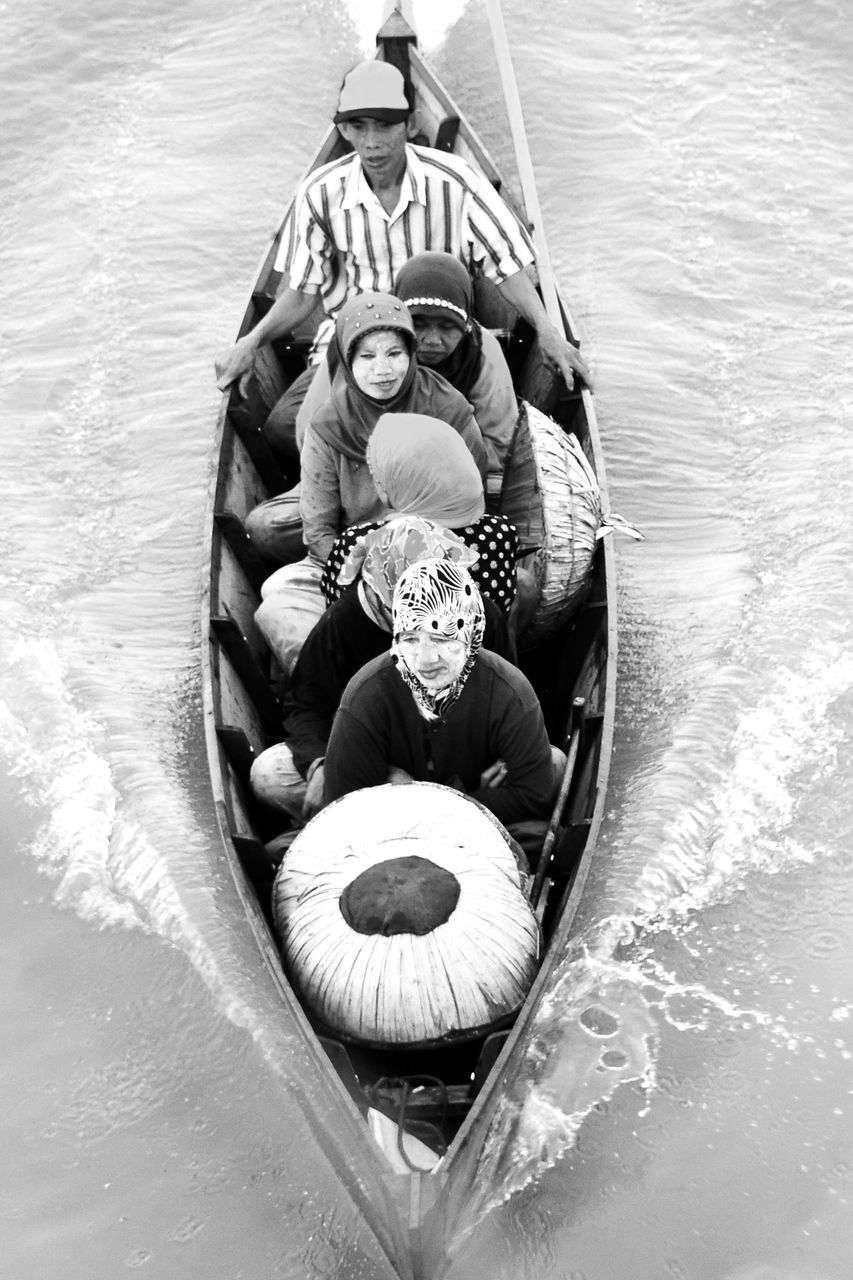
[[227, 394, 285, 495], [210, 614, 281, 730], [216, 724, 258, 785], [214, 510, 269, 594], [231, 833, 280, 888], [433, 116, 460, 153]]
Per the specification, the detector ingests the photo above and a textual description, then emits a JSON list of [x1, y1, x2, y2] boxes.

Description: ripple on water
[[579, 1004, 621, 1037], [804, 929, 846, 961]]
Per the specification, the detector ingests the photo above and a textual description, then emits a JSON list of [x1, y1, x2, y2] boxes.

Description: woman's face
[[350, 329, 410, 398], [396, 629, 468, 690], [411, 316, 465, 366]]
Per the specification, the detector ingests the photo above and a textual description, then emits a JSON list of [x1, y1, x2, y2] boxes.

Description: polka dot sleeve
[[321, 520, 384, 605], [454, 514, 518, 612], [321, 514, 518, 612]]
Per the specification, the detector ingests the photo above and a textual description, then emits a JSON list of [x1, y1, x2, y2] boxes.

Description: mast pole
[[484, 0, 562, 329]]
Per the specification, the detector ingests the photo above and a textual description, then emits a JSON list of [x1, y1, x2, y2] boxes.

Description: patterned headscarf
[[336, 291, 415, 367], [309, 295, 479, 463], [337, 516, 478, 631], [391, 559, 485, 720]]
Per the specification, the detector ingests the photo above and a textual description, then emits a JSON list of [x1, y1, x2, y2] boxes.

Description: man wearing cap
[[215, 59, 591, 395]]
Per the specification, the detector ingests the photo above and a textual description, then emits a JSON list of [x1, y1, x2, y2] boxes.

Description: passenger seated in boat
[[214, 58, 591, 404], [251, 294, 489, 674], [393, 251, 518, 503], [250, 518, 513, 823], [301, 294, 487, 562], [245, 292, 487, 564], [321, 411, 518, 615], [283, 250, 520, 491], [323, 559, 564, 828]]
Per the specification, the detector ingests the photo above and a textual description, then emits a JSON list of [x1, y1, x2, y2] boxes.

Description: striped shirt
[[273, 144, 535, 319]]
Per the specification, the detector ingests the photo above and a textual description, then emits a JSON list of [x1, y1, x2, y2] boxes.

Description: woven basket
[[500, 402, 602, 648], [272, 783, 540, 1047]]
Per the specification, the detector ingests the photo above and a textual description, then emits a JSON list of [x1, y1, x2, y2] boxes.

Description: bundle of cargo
[[501, 401, 603, 647], [272, 782, 540, 1047]]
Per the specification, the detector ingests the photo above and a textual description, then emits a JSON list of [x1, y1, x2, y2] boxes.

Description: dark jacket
[[281, 587, 512, 777], [324, 649, 553, 826]]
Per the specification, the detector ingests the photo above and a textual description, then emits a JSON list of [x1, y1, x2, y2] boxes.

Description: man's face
[[338, 118, 409, 186]]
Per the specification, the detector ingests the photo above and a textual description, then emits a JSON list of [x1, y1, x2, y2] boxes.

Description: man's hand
[[497, 269, 594, 393], [386, 766, 414, 786], [215, 333, 258, 394], [301, 761, 326, 820], [537, 321, 594, 392], [479, 759, 508, 789], [215, 288, 320, 393]]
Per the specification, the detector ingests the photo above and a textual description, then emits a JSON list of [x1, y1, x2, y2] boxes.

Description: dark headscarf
[[309, 291, 475, 463], [393, 253, 484, 398]]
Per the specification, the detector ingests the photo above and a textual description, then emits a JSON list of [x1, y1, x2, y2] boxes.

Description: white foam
[[344, 0, 468, 55], [0, 624, 343, 1095], [0, 629, 237, 1003], [457, 633, 853, 1226], [631, 637, 852, 924]]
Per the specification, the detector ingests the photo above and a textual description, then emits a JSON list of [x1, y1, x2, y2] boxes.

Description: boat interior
[[203, 19, 613, 1167]]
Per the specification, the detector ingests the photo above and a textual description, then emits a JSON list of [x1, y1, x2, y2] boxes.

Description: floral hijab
[[391, 559, 485, 721], [337, 515, 478, 632]]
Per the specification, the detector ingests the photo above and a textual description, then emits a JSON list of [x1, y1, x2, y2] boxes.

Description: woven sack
[[500, 401, 602, 647], [272, 783, 540, 1047]]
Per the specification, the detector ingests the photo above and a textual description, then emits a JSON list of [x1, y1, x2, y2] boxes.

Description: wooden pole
[[531, 697, 586, 908], [484, 0, 562, 329]]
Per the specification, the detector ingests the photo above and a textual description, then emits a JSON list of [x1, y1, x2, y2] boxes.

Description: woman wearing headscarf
[[253, 296, 488, 674], [282, 250, 520, 471], [393, 251, 519, 501], [320, 412, 518, 613], [323, 559, 557, 828], [245, 291, 487, 566], [298, 291, 487, 564], [250, 519, 513, 822]]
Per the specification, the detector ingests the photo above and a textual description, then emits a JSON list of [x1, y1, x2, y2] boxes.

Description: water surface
[[2, 0, 852, 1276]]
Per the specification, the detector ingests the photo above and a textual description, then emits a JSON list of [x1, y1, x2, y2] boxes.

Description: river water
[[2, 1, 852, 1277]]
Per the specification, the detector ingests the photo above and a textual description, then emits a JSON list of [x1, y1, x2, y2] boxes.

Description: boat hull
[[202, 9, 616, 1270]]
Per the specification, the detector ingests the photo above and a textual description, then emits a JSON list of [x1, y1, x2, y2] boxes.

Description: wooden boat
[[202, 3, 616, 1275]]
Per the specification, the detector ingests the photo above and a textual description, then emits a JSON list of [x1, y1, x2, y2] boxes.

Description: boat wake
[[1, 600, 385, 1128], [0, 611, 272, 1038], [344, 0, 468, 54], [457, 625, 853, 1229], [1, 629, 145, 926]]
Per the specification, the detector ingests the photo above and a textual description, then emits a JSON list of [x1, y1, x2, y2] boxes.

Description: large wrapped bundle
[[272, 783, 540, 1047], [500, 401, 602, 647]]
